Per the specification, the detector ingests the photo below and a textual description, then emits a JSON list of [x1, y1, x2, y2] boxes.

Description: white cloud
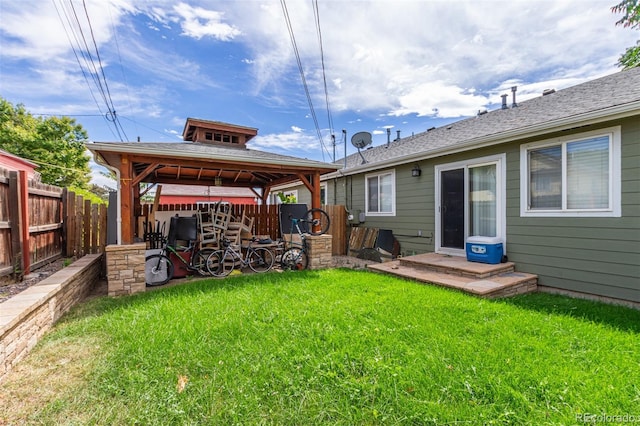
[[249, 131, 321, 154], [171, 3, 241, 40], [230, 0, 635, 119]]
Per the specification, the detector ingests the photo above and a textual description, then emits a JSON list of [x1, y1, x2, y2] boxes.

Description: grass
[[1, 269, 639, 425]]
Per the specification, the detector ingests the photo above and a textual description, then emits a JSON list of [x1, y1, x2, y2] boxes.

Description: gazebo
[[87, 118, 339, 295]]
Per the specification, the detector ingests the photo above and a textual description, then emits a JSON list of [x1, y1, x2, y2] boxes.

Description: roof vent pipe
[[396, 130, 401, 141], [511, 86, 518, 108], [387, 128, 391, 148], [501, 94, 508, 109]]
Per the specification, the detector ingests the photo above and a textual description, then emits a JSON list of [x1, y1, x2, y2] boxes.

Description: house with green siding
[[273, 67, 640, 305]]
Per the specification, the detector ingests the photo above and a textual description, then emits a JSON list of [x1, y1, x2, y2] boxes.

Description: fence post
[[91, 203, 98, 254], [84, 199, 91, 254], [75, 195, 83, 257], [8, 171, 25, 279], [99, 203, 107, 253], [61, 188, 68, 257]]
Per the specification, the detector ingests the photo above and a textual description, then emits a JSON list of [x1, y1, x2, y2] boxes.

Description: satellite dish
[[351, 131, 372, 149], [350, 131, 372, 164]]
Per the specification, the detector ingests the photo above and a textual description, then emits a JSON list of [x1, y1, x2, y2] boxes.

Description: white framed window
[[520, 126, 621, 217], [320, 182, 327, 205], [365, 170, 395, 216]]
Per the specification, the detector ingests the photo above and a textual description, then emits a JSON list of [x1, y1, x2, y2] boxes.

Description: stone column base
[[306, 234, 332, 270], [105, 243, 146, 296]]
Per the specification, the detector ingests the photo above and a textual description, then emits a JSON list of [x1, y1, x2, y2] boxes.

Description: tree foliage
[[613, 0, 640, 68], [0, 97, 92, 188]]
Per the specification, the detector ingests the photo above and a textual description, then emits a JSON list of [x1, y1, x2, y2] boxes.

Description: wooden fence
[[0, 168, 107, 280], [143, 203, 348, 255]]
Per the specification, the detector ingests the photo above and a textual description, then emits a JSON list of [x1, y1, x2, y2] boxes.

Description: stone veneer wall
[[306, 234, 332, 270], [105, 243, 146, 296], [0, 254, 102, 382]]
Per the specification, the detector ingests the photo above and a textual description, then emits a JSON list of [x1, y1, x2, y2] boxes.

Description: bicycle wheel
[[145, 254, 173, 286], [207, 250, 234, 277], [247, 247, 275, 273], [192, 248, 214, 276], [304, 208, 330, 235], [280, 247, 309, 271]]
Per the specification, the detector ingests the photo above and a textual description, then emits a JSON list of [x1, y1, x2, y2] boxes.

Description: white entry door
[[435, 154, 506, 256]]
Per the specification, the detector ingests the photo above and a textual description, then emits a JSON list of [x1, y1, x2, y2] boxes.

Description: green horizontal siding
[[505, 118, 640, 302], [281, 118, 640, 302]]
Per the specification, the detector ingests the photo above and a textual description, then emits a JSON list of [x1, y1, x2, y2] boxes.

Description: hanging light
[[214, 176, 222, 186]]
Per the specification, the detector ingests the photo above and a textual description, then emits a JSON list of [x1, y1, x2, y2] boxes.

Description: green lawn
[[3, 269, 639, 425]]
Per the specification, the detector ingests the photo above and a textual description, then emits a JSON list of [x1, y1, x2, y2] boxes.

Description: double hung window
[[366, 170, 395, 216], [521, 127, 621, 217]]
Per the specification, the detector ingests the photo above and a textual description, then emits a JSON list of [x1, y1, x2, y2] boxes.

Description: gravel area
[[0, 258, 71, 304]]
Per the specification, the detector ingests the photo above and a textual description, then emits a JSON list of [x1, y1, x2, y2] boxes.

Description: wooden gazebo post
[[119, 155, 134, 244]]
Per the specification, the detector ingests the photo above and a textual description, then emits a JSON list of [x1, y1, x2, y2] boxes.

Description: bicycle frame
[[207, 239, 274, 277], [280, 208, 330, 271]]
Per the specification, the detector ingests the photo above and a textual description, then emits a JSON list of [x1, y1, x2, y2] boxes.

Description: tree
[[0, 97, 92, 188], [613, 0, 640, 68]]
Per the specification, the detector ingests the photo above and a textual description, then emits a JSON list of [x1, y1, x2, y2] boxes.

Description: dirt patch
[[0, 334, 102, 425]]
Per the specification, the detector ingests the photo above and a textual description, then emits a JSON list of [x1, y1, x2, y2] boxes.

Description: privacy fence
[[0, 168, 107, 280], [143, 203, 348, 255]]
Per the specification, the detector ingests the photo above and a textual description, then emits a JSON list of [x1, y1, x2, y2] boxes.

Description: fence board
[[144, 202, 348, 255], [0, 169, 108, 280]]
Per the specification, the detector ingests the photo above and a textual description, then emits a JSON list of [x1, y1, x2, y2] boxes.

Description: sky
[[0, 0, 636, 189]]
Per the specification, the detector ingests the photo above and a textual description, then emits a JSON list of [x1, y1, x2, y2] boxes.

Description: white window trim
[[434, 154, 507, 256], [365, 169, 396, 216], [320, 182, 327, 205], [520, 126, 621, 218]]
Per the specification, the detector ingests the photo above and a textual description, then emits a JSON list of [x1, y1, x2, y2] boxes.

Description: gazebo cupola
[[182, 118, 258, 148]]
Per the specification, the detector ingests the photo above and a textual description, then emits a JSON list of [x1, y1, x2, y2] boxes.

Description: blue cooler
[[466, 236, 503, 264]]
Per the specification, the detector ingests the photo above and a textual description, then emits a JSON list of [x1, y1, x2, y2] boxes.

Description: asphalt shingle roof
[[338, 67, 640, 171]]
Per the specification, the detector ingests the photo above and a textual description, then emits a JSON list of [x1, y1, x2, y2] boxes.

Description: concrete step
[[398, 252, 515, 279], [367, 254, 538, 299]]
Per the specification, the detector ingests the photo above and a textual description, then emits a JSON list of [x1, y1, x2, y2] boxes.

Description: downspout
[[93, 153, 122, 244], [109, 166, 122, 245]]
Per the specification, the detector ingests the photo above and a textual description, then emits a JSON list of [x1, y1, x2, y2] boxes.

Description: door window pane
[[469, 164, 496, 237]]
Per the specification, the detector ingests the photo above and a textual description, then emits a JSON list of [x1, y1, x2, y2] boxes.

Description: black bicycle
[[145, 240, 215, 286], [280, 208, 330, 271], [206, 237, 275, 277]]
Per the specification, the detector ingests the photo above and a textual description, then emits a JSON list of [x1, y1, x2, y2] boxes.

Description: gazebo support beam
[[120, 156, 134, 244]]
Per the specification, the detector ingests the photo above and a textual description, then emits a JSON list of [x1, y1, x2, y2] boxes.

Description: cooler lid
[[466, 236, 502, 244]]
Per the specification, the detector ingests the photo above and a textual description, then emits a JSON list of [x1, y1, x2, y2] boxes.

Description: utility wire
[[312, 0, 336, 160], [108, 3, 138, 140], [52, 0, 119, 141], [81, 0, 129, 141], [52, 0, 128, 141], [280, 0, 330, 162]]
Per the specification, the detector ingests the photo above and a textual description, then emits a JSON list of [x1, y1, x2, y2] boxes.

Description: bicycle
[[206, 237, 275, 277], [145, 239, 216, 286], [280, 208, 330, 271]]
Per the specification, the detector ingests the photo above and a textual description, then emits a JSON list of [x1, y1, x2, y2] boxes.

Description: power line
[[280, 0, 330, 162], [52, 0, 129, 142], [108, 3, 138, 139], [312, 0, 336, 161], [52, 0, 113, 137], [81, 0, 129, 142]]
